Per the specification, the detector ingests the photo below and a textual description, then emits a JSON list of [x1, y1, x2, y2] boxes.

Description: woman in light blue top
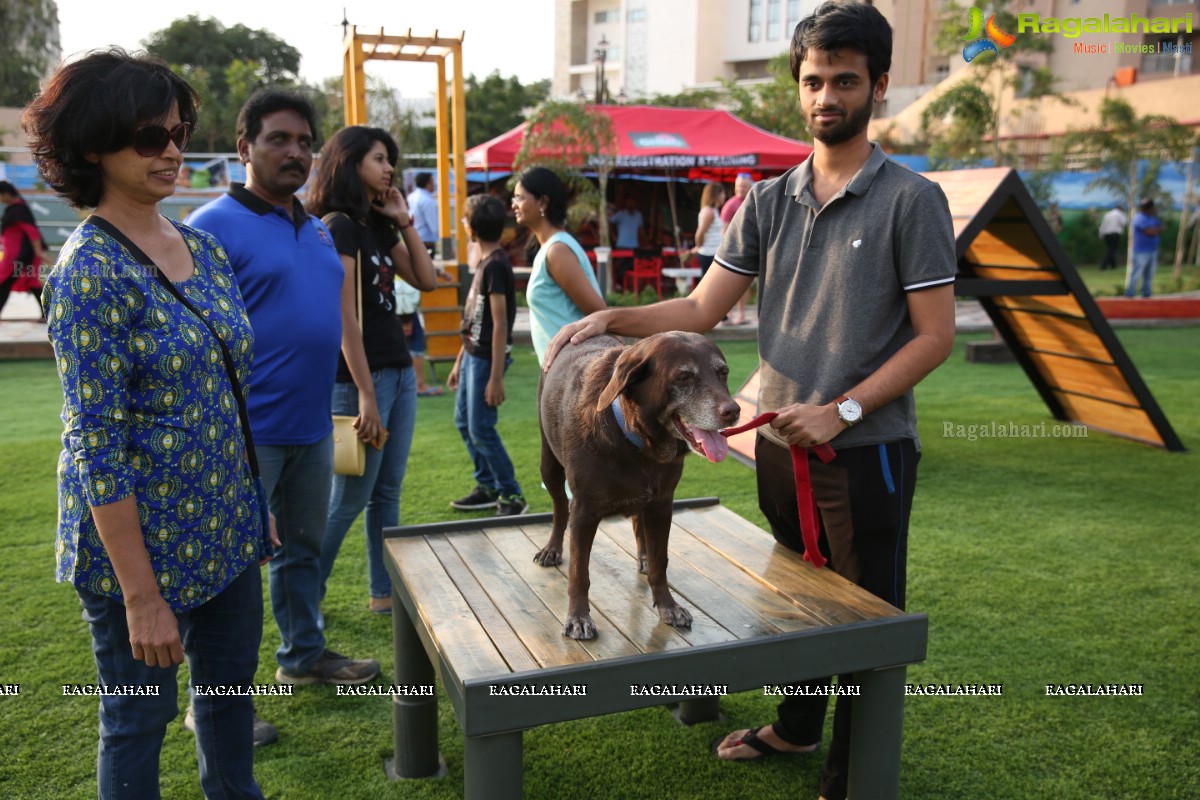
[[514, 167, 606, 364]]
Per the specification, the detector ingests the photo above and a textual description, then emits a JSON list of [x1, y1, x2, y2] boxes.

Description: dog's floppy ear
[[596, 343, 653, 413]]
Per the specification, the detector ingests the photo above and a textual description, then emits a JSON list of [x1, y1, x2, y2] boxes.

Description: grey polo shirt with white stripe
[[715, 143, 956, 450]]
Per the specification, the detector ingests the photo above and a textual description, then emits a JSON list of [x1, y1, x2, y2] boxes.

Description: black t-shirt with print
[[462, 248, 516, 359], [325, 212, 413, 380]]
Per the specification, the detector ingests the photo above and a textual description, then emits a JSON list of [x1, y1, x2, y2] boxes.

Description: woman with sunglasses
[[23, 49, 270, 799], [307, 126, 436, 615]]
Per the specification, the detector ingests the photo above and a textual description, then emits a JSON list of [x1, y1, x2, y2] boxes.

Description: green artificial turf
[[1, 328, 1197, 799]]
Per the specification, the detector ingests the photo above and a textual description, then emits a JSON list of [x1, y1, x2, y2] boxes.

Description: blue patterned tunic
[[43, 218, 265, 611]]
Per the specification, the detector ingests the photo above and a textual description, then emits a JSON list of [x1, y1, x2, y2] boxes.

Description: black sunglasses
[[131, 122, 192, 158]]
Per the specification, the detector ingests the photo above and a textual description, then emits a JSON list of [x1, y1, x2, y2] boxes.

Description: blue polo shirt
[[1132, 210, 1161, 254], [188, 184, 344, 446]]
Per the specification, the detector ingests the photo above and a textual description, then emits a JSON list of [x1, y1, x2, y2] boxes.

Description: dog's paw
[[533, 546, 563, 567], [638, 555, 648, 575], [562, 615, 598, 640], [658, 604, 693, 628]]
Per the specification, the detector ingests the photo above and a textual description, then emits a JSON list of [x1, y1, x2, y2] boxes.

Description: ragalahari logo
[[962, 7, 1017, 62]]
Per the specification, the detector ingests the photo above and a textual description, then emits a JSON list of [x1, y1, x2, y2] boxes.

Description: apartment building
[[552, 0, 1197, 116]]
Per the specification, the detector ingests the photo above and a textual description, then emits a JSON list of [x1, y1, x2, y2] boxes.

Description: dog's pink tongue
[[692, 427, 729, 463]]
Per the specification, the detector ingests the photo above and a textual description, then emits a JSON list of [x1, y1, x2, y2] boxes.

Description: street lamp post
[[593, 34, 609, 105]]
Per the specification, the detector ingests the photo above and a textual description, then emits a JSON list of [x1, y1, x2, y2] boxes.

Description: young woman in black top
[[307, 126, 436, 614]]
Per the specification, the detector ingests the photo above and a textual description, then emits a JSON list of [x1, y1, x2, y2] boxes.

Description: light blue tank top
[[526, 231, 603, 365]]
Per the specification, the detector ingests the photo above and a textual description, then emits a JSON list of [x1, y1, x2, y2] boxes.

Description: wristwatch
[[835, 395, 862, 427]]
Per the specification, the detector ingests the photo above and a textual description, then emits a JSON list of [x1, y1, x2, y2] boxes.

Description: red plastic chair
[[623, 256, 663, 299]]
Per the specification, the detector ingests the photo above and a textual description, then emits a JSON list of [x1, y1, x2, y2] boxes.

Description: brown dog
[[535, 332, 741, 640]]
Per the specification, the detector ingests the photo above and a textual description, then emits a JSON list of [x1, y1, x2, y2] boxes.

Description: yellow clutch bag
[[332, 415, 365, 476]]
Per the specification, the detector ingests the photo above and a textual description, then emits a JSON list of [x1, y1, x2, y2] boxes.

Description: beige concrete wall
[[869, 64, 1200, 150], [0, 108, 34, 164]]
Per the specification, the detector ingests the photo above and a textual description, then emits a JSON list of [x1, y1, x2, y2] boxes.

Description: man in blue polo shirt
[[1126, 197, 1163, 298], [188, 91, 380, 744]]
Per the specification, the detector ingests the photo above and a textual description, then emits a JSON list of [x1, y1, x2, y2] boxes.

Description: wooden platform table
[[383, 498, 927, 799]]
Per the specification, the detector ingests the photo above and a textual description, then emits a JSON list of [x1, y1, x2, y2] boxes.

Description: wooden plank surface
[[1026, 351, 1140, 407], [445, 532, 597, 669], [484, 525, 643, 662], [924, 167, 1010, 221], [1053, 391, 1164, 445], [426, 535, 542, 674], [966, 265, 1063, 281], [389, 504, 914, 689], [992, 295, 1086, 318], [679, 505, 904, 622], [595, 520, 792, 638], [589, 518, 740, 648], [1001, 309, 1113, 361], [386, 536, 511, 683], [964, 224, 1051, 268]]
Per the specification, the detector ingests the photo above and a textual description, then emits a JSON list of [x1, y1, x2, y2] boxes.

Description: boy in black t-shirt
[[448, 195, 526, 516]]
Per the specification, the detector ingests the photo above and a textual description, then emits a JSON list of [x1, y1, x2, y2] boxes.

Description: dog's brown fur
[[536, 332, 740, 639]]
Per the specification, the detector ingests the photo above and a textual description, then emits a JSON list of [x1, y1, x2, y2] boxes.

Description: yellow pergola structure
[[342, 26, 469, 360]]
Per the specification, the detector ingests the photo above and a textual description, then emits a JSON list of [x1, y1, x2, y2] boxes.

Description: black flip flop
[[710, 726, 818, 762]]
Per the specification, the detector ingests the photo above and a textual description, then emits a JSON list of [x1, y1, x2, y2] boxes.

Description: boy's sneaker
[[451, 485, 499, 510], [495, 494, 529, 517], [183, 707, 279, 748], [275, 649, 380, 686]]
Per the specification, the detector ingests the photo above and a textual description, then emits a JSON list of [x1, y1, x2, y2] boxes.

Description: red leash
[[720, 412, 835, 569]]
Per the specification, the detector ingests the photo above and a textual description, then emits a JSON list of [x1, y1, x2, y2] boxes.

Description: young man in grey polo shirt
[[544, 4, 955, 798]]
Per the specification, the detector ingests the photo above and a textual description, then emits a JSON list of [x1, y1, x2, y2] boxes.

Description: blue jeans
[[322, 366, 416, 599], [78, 565, 263, 800], [1126, 250, 1157, 297], [455, 352, 520, 497], [255, 435, 333, 673]]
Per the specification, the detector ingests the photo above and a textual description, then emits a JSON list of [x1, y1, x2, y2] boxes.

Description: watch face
[[839, 398, 862, 424]]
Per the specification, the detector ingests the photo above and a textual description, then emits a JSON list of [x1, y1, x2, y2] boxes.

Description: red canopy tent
[[464, 104, 812, 181]]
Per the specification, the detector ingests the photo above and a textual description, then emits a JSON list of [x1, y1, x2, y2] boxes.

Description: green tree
[[513, 100, 618, 246], [464, 71, 550, 148], [1056, 97, 1194, 266], [718, 53, 809, 142], [644, 87, 723, 109], [0, 0, 59, 107], [143, 16, 303, 151], [316, 75, 437, 160], [923, 0, 1069, 168]]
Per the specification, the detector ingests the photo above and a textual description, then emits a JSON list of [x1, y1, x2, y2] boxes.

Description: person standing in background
[[609, 195, 644, 289], [189, 90, 380, 716], [515, 166, 607, 368], [309, 126, 438, 616], [405, 171, 445, 396], [720, 173, 754, 325], [1126, 197, 1163, 298], [1098, 204, 1127, 271], [691, 181, 726, 279], [0, 181, 46, 318], [447, 194, 524, 516]]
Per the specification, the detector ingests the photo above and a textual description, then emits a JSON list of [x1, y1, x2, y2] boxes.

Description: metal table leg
[[847, 665, 907, 799], [675, 696, 721, 725], [385, 588, 443, 779], [464, 730, 523, 800]]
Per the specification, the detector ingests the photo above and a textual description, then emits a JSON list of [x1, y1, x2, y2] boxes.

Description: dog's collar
[[610, 397, 646, 450]]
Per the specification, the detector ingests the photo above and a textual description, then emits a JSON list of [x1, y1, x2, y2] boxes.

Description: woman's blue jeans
[[77, 565, 264, 799], [321, 366, 416, 599]]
